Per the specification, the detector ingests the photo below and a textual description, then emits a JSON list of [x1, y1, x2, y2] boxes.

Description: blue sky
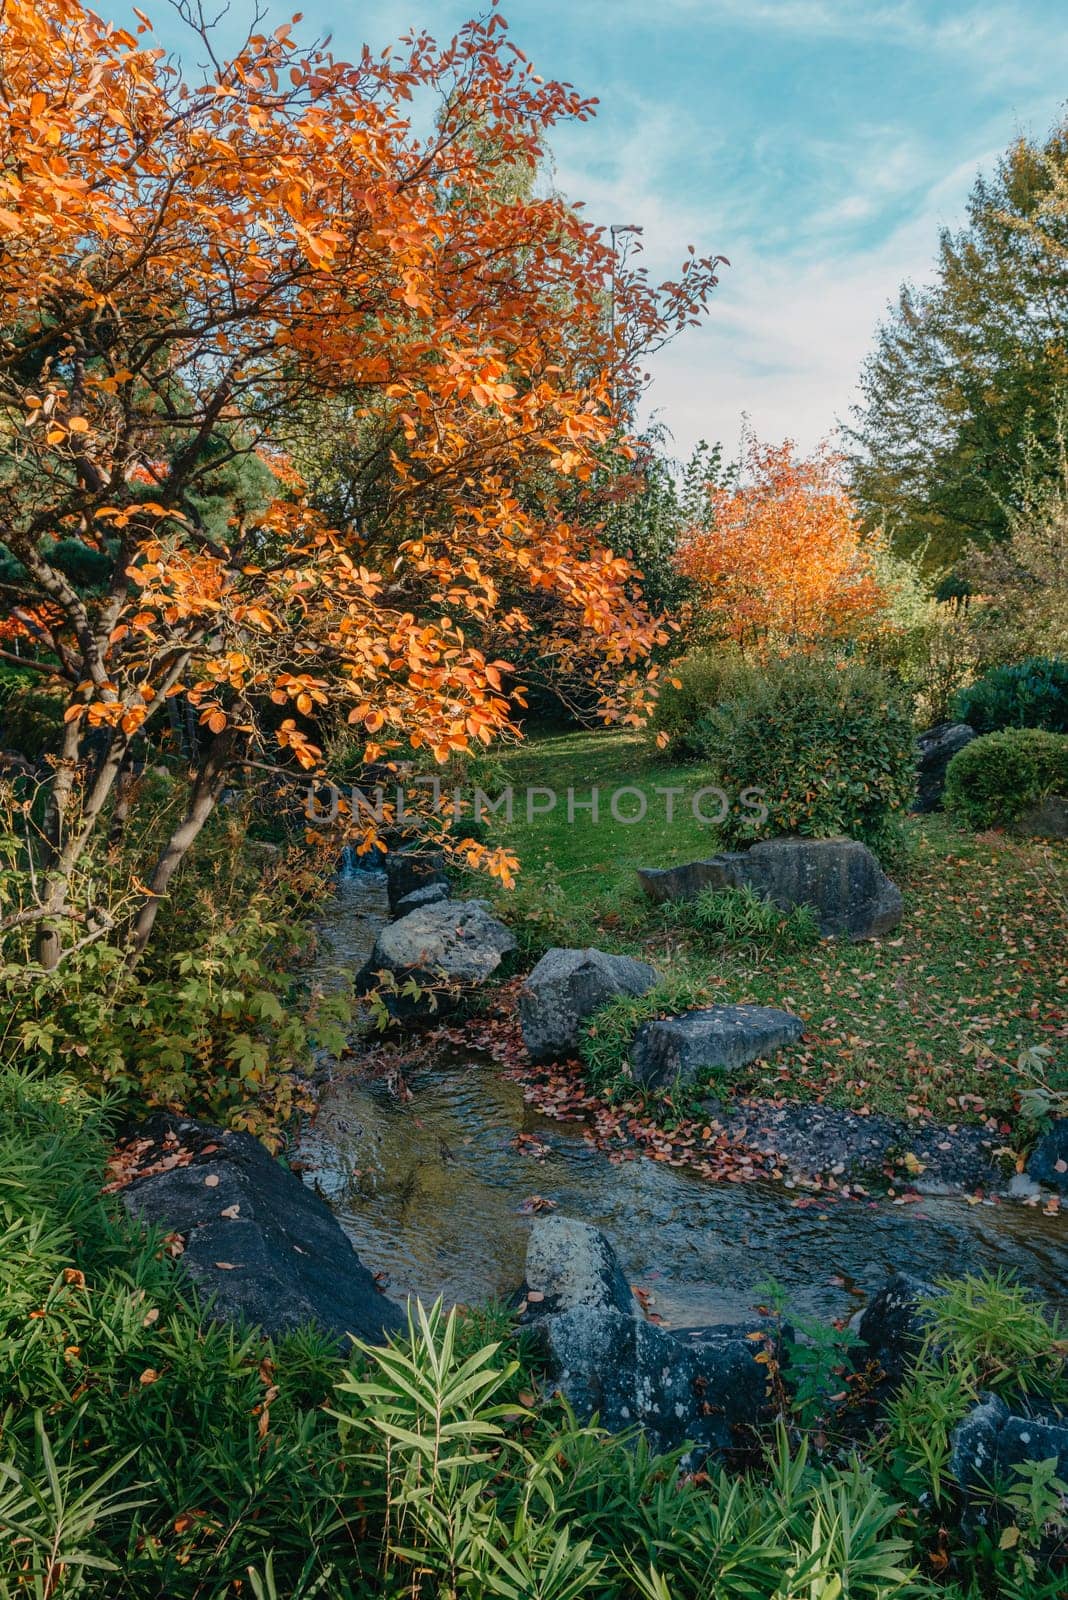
[[146, 0, 1068, 464]]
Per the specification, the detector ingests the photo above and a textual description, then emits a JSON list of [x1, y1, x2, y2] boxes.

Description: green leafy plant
[[627, 1429, 923, 1600], [0, 784, 347, 1137], [756, 1280, 862, 1430], [578, 974, 715, 1095], [954, 657, 1068, 735], [943, 728, 1068, 831], [647, 647, 754, 761], [0, 1412, 146, 1598], [695, 654, 917, 851], [883, 1273, 1068, 1509], [662, 884, 820, 951], [333, 1300, 531, 1596], [1012, 1043, 1068, 1132]]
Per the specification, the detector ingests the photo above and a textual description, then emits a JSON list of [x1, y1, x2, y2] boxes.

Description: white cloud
[[638, 148, 1000, 461]]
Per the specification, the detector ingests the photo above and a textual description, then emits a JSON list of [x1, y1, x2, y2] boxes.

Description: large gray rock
[[537, 1304, 770, 1458], [519, 1218, 772, 1459], [630, 1004, 804, 1089], [122, 1117, 404, 1348], [1026, 1121, 1068, 1192], [851, 1272, 937, 1389], [638, 836, 903, 941], [364, 898, 516, 995], [949, 1393, 1009, 1500], [950, 1395, 1068, 1502], [1010, 794, 1068, 840], [915, 722, 976, 813], [519, 947, 659, 1063], [520, 1215, 636, 1317]]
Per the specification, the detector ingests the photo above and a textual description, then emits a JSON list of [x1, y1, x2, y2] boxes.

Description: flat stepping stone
[[631, 1004, 803, 1089]]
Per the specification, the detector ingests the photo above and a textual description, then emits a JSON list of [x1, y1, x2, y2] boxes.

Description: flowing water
[[300, 867, 1068, 1329]]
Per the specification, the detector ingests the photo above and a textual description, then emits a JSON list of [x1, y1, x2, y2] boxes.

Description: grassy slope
[[484, 727, 1068, 1124]]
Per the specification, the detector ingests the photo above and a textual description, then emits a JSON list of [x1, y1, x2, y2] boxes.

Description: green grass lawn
[[482, 727, 1068, 1126], [483, 725, 723, 896]]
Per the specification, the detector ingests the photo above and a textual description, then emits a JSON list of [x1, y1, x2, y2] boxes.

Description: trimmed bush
[[648, 647, 753, 760], [943, 728, 1068, 831], [698, 655, 916, 851], [953, 656, 1068, 734]]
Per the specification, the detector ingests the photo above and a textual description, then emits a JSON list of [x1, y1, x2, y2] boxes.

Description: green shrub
[[698, 655, 916, 851], [648, 647, 753, 760], [943, 728, 1068, 830], [953, 656, 1068, 734], [0, 788, 348, 1138]]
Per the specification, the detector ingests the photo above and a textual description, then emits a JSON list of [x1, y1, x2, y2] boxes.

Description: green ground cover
[[485, 729, 1068, 1126]]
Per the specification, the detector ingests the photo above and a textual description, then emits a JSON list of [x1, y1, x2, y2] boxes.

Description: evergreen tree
[[848, 117, 1068, 569]]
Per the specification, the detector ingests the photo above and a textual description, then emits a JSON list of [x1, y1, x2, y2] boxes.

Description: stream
[[299, 868, 1068, 1330]]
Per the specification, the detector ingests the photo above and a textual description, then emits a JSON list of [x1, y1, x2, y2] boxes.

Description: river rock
[[914, 722, 975, 813], [121, 1117, 404, 1347], [362, 899, 516, 1010], [519, 947, 659, 1063], [949, 1393, 1008, 1502], [537, 1305, 771, 1458], [393, 881, 451, 916], [630, 1004, 804, 1089], [383, 845, 448, 911], [1025, 1120, 1068, 1191], [997, 1412, 1068, 1482], [638, 837, 903, 941], [851, 1272, 937, 1388], [520, 1215, 636, 1317], [519, 1218, 772, 1458], [950, 1395, 1068, 1501]]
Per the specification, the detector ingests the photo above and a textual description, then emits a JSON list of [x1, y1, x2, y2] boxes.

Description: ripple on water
[[299, 1054, 1068, 1330]]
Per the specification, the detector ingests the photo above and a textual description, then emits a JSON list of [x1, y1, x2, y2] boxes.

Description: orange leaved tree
[[0, 0, 722, 966], [676, 438, 885, 654]]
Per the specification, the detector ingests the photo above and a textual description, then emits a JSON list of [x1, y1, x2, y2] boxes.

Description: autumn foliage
[[676, 438, 885, 652], [0, 0, 720, 962]]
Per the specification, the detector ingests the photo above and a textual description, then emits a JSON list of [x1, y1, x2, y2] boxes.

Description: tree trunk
[[125, 732, 234, 965], [37, 729, 127, 970]]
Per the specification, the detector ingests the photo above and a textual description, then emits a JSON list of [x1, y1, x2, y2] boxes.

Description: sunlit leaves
[[677, 438, 886, 653]]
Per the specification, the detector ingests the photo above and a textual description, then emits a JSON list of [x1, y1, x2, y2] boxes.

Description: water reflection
[[300, 1056, 1068, 1329]]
